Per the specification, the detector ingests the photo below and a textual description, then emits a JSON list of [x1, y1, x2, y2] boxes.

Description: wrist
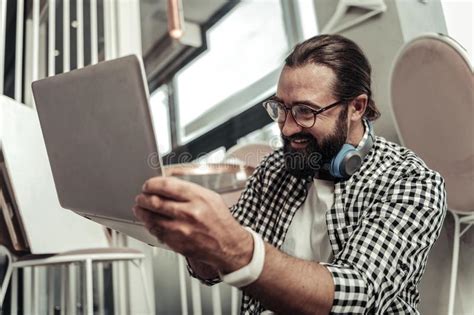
[[186, 257, 219, 280], [219, 227, 254, 274], [218, 227, 266, 288]]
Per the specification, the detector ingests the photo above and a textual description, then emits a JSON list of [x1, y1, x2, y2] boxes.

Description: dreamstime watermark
[[269, 135, 283, 150], [147, 150, 283, 169], [147, 151, 196, 169], [147, 152, 162, 169], [284, 151, 323, 172], [146, 135, 322, 171]]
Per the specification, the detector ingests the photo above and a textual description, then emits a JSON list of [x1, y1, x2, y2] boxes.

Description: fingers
[[142, 176, 204, 201], [133, 206, 173, 229], [135, 193, 191, 220], [133, 206, 187, 246], [133, 205, 170, 223]]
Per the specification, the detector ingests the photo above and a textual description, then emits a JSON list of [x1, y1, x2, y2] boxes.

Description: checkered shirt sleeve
[[322, 163, 447, 314]]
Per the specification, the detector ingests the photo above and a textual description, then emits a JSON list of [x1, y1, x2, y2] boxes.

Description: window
[[149, 85, 171, 155], [296, 0, 319, 40], [175, 0, 291, 141]]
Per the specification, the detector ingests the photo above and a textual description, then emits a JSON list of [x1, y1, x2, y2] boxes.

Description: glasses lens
[[292, 105, 315, 127], [264, 101, 286, 123]]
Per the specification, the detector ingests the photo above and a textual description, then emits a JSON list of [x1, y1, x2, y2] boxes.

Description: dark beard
[[282, 107, 348, 179]]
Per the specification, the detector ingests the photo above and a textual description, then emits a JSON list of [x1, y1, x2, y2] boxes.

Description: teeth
[[293, 139, 308, 143]]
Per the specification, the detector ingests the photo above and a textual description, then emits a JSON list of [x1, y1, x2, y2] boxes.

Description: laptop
[[32, 55, 165, 247]]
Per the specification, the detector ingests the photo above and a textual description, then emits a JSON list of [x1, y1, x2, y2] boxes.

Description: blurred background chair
[[0, 245, 152, 315], [390, 33, 473, 315], [224, 142, 274, 168]]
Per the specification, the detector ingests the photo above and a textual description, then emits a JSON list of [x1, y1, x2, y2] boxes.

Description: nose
[[280, 112, 303, 137]]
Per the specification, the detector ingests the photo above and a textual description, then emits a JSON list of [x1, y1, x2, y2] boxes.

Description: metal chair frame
[[0, 246, 152, 315], [447, 209, 474, 315]]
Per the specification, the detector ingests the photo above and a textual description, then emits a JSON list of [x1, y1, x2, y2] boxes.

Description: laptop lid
[[32, 55, 162, 224]]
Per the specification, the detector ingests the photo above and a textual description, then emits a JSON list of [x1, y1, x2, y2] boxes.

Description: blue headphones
[[328, 120, 374, 179]]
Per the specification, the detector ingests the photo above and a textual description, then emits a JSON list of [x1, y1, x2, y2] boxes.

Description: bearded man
[[133, 34, 447, 315]]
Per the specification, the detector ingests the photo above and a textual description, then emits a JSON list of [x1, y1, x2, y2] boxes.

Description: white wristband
[[219, 227, 265, 288]]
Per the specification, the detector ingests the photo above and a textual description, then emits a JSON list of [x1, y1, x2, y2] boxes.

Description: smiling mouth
[[291, 138, 310, 148]]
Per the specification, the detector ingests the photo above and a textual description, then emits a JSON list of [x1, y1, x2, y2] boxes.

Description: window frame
[[163, 0, 315, 160], [174, 0, 307, 143]]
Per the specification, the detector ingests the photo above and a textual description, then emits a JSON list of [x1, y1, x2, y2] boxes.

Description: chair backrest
[[390, 33, 473, 213], [222, 142, 274, 208], [225, 142, 274, 168]]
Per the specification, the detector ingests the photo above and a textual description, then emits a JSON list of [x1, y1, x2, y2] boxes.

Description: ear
[[348, 94, 368, 122]]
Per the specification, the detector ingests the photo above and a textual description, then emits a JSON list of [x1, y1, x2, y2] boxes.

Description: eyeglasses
[[262, 99, 344, 128]]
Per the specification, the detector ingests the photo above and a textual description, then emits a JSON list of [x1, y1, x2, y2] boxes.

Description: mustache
[[282, 133, 316, 142]]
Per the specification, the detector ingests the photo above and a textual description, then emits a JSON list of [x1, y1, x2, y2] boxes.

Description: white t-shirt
[[280, 178, 335, 262], [261, 179, 335, 315]]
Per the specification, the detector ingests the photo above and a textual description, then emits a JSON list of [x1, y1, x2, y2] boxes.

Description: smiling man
[[133, 34, 447, 314]]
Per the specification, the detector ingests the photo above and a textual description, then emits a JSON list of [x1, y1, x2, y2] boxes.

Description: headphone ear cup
[[343, 151, 363, 176], [330, 144, 356, 178]]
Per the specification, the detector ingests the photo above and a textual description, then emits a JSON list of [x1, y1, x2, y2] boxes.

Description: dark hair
[[285, 34, 381, 121]]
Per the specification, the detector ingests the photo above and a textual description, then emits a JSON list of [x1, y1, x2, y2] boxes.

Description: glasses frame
[[262, 99, 344, 128]]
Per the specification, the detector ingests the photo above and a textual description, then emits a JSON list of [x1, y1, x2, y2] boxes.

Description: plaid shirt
[[188, 134, 447, 314]]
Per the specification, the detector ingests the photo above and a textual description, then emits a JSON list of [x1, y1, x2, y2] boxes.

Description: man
[[133, 34, 447, 314]]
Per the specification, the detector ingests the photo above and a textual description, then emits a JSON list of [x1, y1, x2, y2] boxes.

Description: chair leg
[[137, 259, 153, 314], [0, 246, 13, 306], [32, 267, 40, 314], [118, 261, 127, 314], [447, 211, 460, 315], [211, 285, 222, 315], [112, 260, 120, 314], [231, 287, 239, 315], [111, 232, 121, 314], [97, 262, 105, 315], [10, 269, 17, 315], [59, 265, 67, 315], [68, 264, 77, 315], [190, 278, 202, 315], [23, 267, 32, 315], [178, 256, 188, 315], [85, 259, 93, 315], [48, 267, 55, 315], [60, 266, 66, 315]]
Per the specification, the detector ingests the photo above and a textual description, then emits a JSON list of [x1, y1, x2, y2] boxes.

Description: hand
[[133, 176, 253, 273]]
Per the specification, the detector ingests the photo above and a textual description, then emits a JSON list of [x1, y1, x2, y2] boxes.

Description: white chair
[[390, 33, 474, 315], [225, 142, 274, 168], [0, 246, 152, 315]]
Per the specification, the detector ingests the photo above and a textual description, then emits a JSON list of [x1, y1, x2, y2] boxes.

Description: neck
[[347, 119, 365, 147], [314, 169, 336, 181]]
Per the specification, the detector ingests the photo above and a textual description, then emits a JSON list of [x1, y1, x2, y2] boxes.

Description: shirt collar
[[356, 119, 370, 150]]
